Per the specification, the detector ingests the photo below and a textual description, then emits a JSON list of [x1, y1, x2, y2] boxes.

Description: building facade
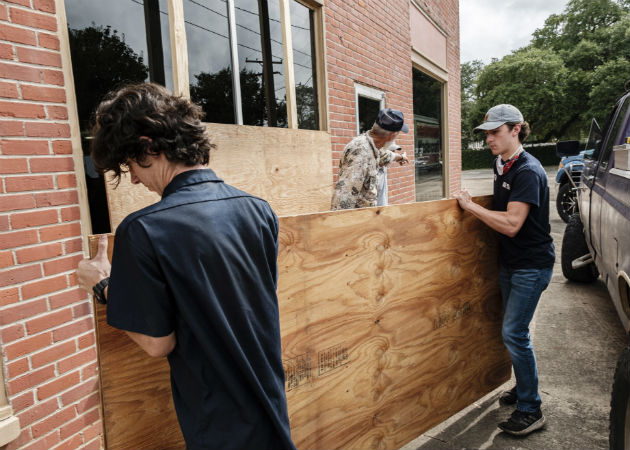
[[0, 0, 460, 448]]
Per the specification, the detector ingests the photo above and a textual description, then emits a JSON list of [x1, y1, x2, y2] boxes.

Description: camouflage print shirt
[[331, 133, 397, 210]]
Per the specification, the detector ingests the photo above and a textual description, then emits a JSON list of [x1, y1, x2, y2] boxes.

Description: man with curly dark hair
[[77, 83, 296, 450]]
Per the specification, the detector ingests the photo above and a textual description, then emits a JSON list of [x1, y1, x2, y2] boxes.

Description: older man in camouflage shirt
[[331, 108, 409, 210]]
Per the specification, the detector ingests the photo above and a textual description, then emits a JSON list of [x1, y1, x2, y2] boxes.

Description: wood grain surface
[[89, 197, 510, 450], [104, 123, 333, 230]]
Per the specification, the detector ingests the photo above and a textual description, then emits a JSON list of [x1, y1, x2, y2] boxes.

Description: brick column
[[0, 0, 102, 449]]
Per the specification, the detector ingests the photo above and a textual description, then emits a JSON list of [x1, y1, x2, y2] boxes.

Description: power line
[[187, 0, 313, 61], [234, 4, 310, 31], [129, 0, 313, 71]]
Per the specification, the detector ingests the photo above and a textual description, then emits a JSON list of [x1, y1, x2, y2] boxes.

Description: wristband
[[93, 277, 110, 305]]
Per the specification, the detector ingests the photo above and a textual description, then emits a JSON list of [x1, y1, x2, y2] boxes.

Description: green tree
[[295, 83, 317, 130], [68, 25, 148, 130], [474, 47, 569, 142], [460, 60, 484, 148], [531, 0, 629, 134], [587, 57, 630, 121], [464, 0, 630, 146]]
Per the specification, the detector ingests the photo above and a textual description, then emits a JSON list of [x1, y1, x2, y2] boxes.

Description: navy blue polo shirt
[[493, 151, 555, 270], [107, 169, 295, 450]]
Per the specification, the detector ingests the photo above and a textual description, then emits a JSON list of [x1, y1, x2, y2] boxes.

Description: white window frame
[[354, 83, 385, 135]]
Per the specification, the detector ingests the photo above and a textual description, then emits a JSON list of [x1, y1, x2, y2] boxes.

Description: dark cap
[[376, 108, 409, 133]]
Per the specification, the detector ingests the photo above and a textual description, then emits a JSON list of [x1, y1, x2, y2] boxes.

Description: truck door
[[590, 94, 630, 271]]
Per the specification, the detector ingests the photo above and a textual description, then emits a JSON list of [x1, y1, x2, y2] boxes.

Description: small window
[[354, 84, 385, 134]]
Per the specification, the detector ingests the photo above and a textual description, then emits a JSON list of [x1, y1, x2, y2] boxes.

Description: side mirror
[[556, 140, 580, 157]]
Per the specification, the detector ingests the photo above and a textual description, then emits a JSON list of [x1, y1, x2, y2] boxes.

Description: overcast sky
[[460, 0, 570, 64]]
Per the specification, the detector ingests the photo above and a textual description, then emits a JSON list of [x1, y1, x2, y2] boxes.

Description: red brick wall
[[325, 0, 461, 202], [0, 1, 460, 448], [0, 1, 102, 449]]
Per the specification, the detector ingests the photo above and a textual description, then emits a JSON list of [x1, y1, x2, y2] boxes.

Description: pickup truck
[[555, 121, 597, 223], [559, 90, 630, 450], [555, 151, 584, 222]]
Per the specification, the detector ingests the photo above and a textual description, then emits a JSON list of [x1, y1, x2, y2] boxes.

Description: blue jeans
[[498, 266, 553, 413]]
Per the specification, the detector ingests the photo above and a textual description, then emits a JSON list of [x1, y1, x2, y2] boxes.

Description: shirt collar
[[162, 168, 223, 198], [364, 132, 379, 159]]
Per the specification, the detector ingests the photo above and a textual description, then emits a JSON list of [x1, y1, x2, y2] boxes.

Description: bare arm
[[453, 189, 530, 238], [125, 331, 176, 357], [77, 235, 176, 358]]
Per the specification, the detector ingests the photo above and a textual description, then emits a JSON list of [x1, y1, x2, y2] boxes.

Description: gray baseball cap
[[475, 104, 523, 131]]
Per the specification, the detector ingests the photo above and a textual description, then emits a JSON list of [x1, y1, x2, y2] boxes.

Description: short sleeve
[[508, 168, 541, 208], [107, 219, 175, 337]]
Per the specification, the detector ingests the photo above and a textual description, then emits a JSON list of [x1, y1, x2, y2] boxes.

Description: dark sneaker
[[499, 386, 517, 406], [498, 409, 545, 436]]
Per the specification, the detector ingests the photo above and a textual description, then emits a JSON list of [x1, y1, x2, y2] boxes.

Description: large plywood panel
[[90, 197, 510, 450], [105, 123, 333, 229]]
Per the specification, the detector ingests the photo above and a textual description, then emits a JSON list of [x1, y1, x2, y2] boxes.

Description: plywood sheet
[[105, 123, 333, 230], [90, 197, 510, 450]]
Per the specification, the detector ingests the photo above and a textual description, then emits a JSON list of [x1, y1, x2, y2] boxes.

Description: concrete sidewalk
[[401, 167, 627, 450]]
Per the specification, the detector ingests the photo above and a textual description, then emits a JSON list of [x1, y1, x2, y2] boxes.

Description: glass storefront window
[[290, 0, 318, 130], [413, 68, 444, 202], [65, 0, 172, 233], [234, 0, 287, 127], [186, 0, 318, 128], [185, 0, 235, 124]]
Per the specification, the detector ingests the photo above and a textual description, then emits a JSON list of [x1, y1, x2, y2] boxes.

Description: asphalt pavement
[[401, 167, 627, 450]]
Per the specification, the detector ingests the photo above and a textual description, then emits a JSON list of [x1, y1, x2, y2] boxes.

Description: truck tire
[[556, 182, 578, 223], [561, 214, 599, 282], [610, 345, 630, 450]]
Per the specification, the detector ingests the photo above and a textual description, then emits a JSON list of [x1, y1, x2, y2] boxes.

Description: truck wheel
[[561, 214, 599, 282], [610, 345, 630, 450], [556, 182, 578, 223]]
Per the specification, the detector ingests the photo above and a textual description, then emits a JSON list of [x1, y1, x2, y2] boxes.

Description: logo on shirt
[[502, 181, 511, 190]]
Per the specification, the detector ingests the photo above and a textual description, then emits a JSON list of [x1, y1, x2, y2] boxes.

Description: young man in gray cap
[[454, 104, 554, 437], [331, 108, 409, 210]]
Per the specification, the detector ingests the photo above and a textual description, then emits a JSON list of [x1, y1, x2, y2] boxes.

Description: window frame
[[354, 83, 385, 135], [410, 63, 449, 201]]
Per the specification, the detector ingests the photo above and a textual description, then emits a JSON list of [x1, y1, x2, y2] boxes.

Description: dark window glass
[[412, 68, 444, 202], [599, 96, 630, 168], [290, 0, 318, 130], [358, 96, 380, 134], [185, 0, 235, 124], [235, 0, 287, 127], [65, 0, 172, 233]]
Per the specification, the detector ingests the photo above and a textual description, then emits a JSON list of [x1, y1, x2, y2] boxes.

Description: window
[[65, 0, 173, 233], [412, 68, 444, 202], [598, 95, 630, 170], [185, 0, 321, 128], [354, 84, 385, 134], [290, 0, 318, 130]]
